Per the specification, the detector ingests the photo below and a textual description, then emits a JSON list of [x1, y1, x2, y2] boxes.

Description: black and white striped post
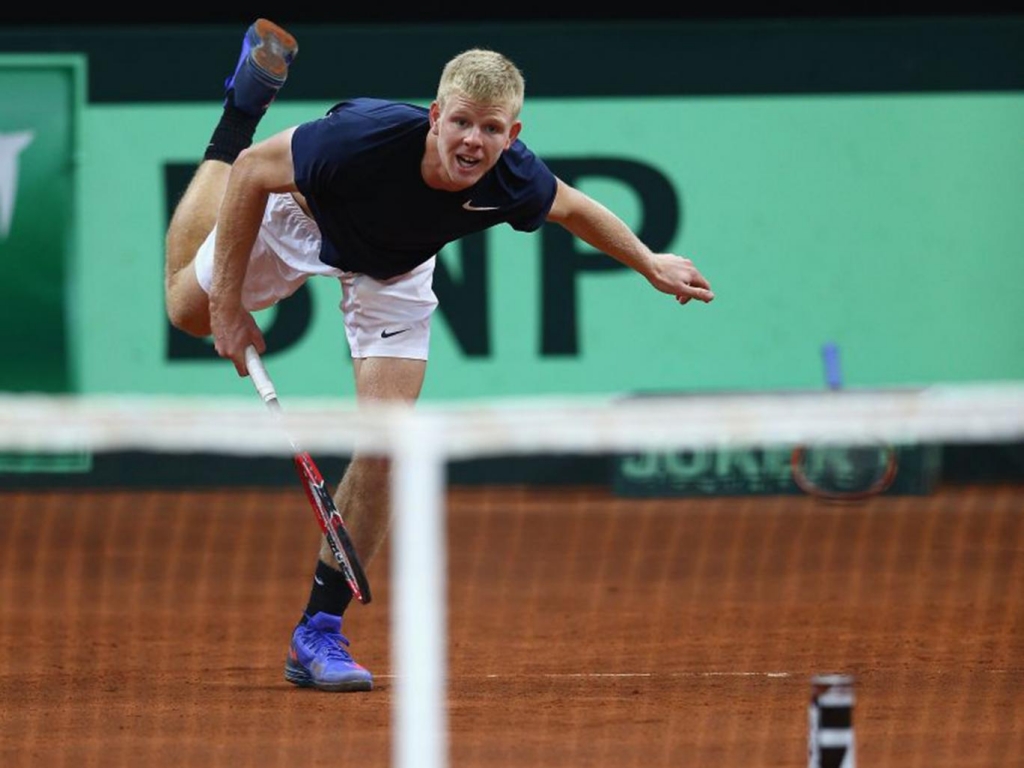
[[808, 674, 856, 768]]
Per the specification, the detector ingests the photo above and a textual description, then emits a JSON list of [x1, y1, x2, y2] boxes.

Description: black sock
[[203, 92, 262, 164], [302, 559, 355, 620]]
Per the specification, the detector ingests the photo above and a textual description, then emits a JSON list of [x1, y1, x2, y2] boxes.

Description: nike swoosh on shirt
[[462, 200, 500, 212], [381, 328, 410, 339]]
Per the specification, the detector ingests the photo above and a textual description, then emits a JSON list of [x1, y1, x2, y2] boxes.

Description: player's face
[[429, 95, 521, 191]]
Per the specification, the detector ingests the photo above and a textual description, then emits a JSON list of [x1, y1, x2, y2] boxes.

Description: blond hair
[[436, 48, 525, 120]]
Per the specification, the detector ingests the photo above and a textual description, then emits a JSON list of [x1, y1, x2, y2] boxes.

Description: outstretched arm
[[210, 126, 300, 375], [545, 178, 714, 305]]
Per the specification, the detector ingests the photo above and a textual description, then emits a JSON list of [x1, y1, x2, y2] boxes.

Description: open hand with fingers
[[646, 252, 715, 305]]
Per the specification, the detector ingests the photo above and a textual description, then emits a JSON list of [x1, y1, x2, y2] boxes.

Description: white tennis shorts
[[193, 192, 438, 360]]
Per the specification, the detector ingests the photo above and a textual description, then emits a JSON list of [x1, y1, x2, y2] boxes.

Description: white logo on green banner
[[0, 130, 33, 239]]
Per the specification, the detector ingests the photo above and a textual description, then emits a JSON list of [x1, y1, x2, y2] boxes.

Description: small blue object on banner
[[821, 342, 843, 391]]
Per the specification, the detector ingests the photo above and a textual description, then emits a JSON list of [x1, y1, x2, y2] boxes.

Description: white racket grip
[[244, 345, 278, 404]]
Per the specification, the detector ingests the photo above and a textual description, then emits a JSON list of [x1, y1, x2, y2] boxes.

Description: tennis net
[[1, 383, 1022, 768]]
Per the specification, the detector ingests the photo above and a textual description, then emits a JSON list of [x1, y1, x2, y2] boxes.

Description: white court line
[[376, 671, 792, 680], [533, 671, 792, 679], [376, 668, 1019, 681]]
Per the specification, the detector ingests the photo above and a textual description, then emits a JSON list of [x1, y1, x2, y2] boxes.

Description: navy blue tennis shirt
[[291, 97, 559, 280]]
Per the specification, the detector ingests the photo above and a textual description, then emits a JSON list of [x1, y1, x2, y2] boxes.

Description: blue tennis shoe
[[285, 612, 373, 692], [225, 18, 298, 116]]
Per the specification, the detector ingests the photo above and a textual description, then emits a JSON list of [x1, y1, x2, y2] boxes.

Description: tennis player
[[164, 18, 715, 692]]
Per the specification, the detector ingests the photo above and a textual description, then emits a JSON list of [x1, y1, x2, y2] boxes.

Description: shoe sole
[[285, 658, 373, 693], [250, 19, 298, 83]]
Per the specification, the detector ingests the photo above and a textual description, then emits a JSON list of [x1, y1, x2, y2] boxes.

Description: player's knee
[[167, 308, 211, 338], [165, 291, 211, 338], [165, 265, 212, 337]]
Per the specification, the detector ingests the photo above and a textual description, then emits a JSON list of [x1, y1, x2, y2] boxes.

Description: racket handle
[[244, 345, 278, 405]]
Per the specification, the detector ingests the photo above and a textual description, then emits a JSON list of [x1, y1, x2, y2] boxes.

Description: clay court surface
[[1, 484, 1021, 767]]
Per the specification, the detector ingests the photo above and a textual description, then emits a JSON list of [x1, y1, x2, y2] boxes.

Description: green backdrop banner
[[75, 93, 1024, 399], [0, 56, 83, 392]]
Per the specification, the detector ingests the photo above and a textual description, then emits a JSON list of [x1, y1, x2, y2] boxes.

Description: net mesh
[[1, 385, 1022, 768]]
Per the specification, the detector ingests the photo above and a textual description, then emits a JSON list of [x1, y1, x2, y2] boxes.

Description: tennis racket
[[244, 345, 372, 604], [790, 343, 899, 502]]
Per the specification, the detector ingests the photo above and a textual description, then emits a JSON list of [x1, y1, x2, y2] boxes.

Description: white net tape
[[1, 382, 1023, 458]]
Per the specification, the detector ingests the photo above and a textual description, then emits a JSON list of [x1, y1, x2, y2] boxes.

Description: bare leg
[[163, 19, 297, 339], [164, 160, 232, 337], [321, 357, 428, 568]]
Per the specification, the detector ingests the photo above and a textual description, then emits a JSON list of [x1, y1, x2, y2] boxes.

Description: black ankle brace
[[203, 95, 263, 164], [304, 559, 355, 618]]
